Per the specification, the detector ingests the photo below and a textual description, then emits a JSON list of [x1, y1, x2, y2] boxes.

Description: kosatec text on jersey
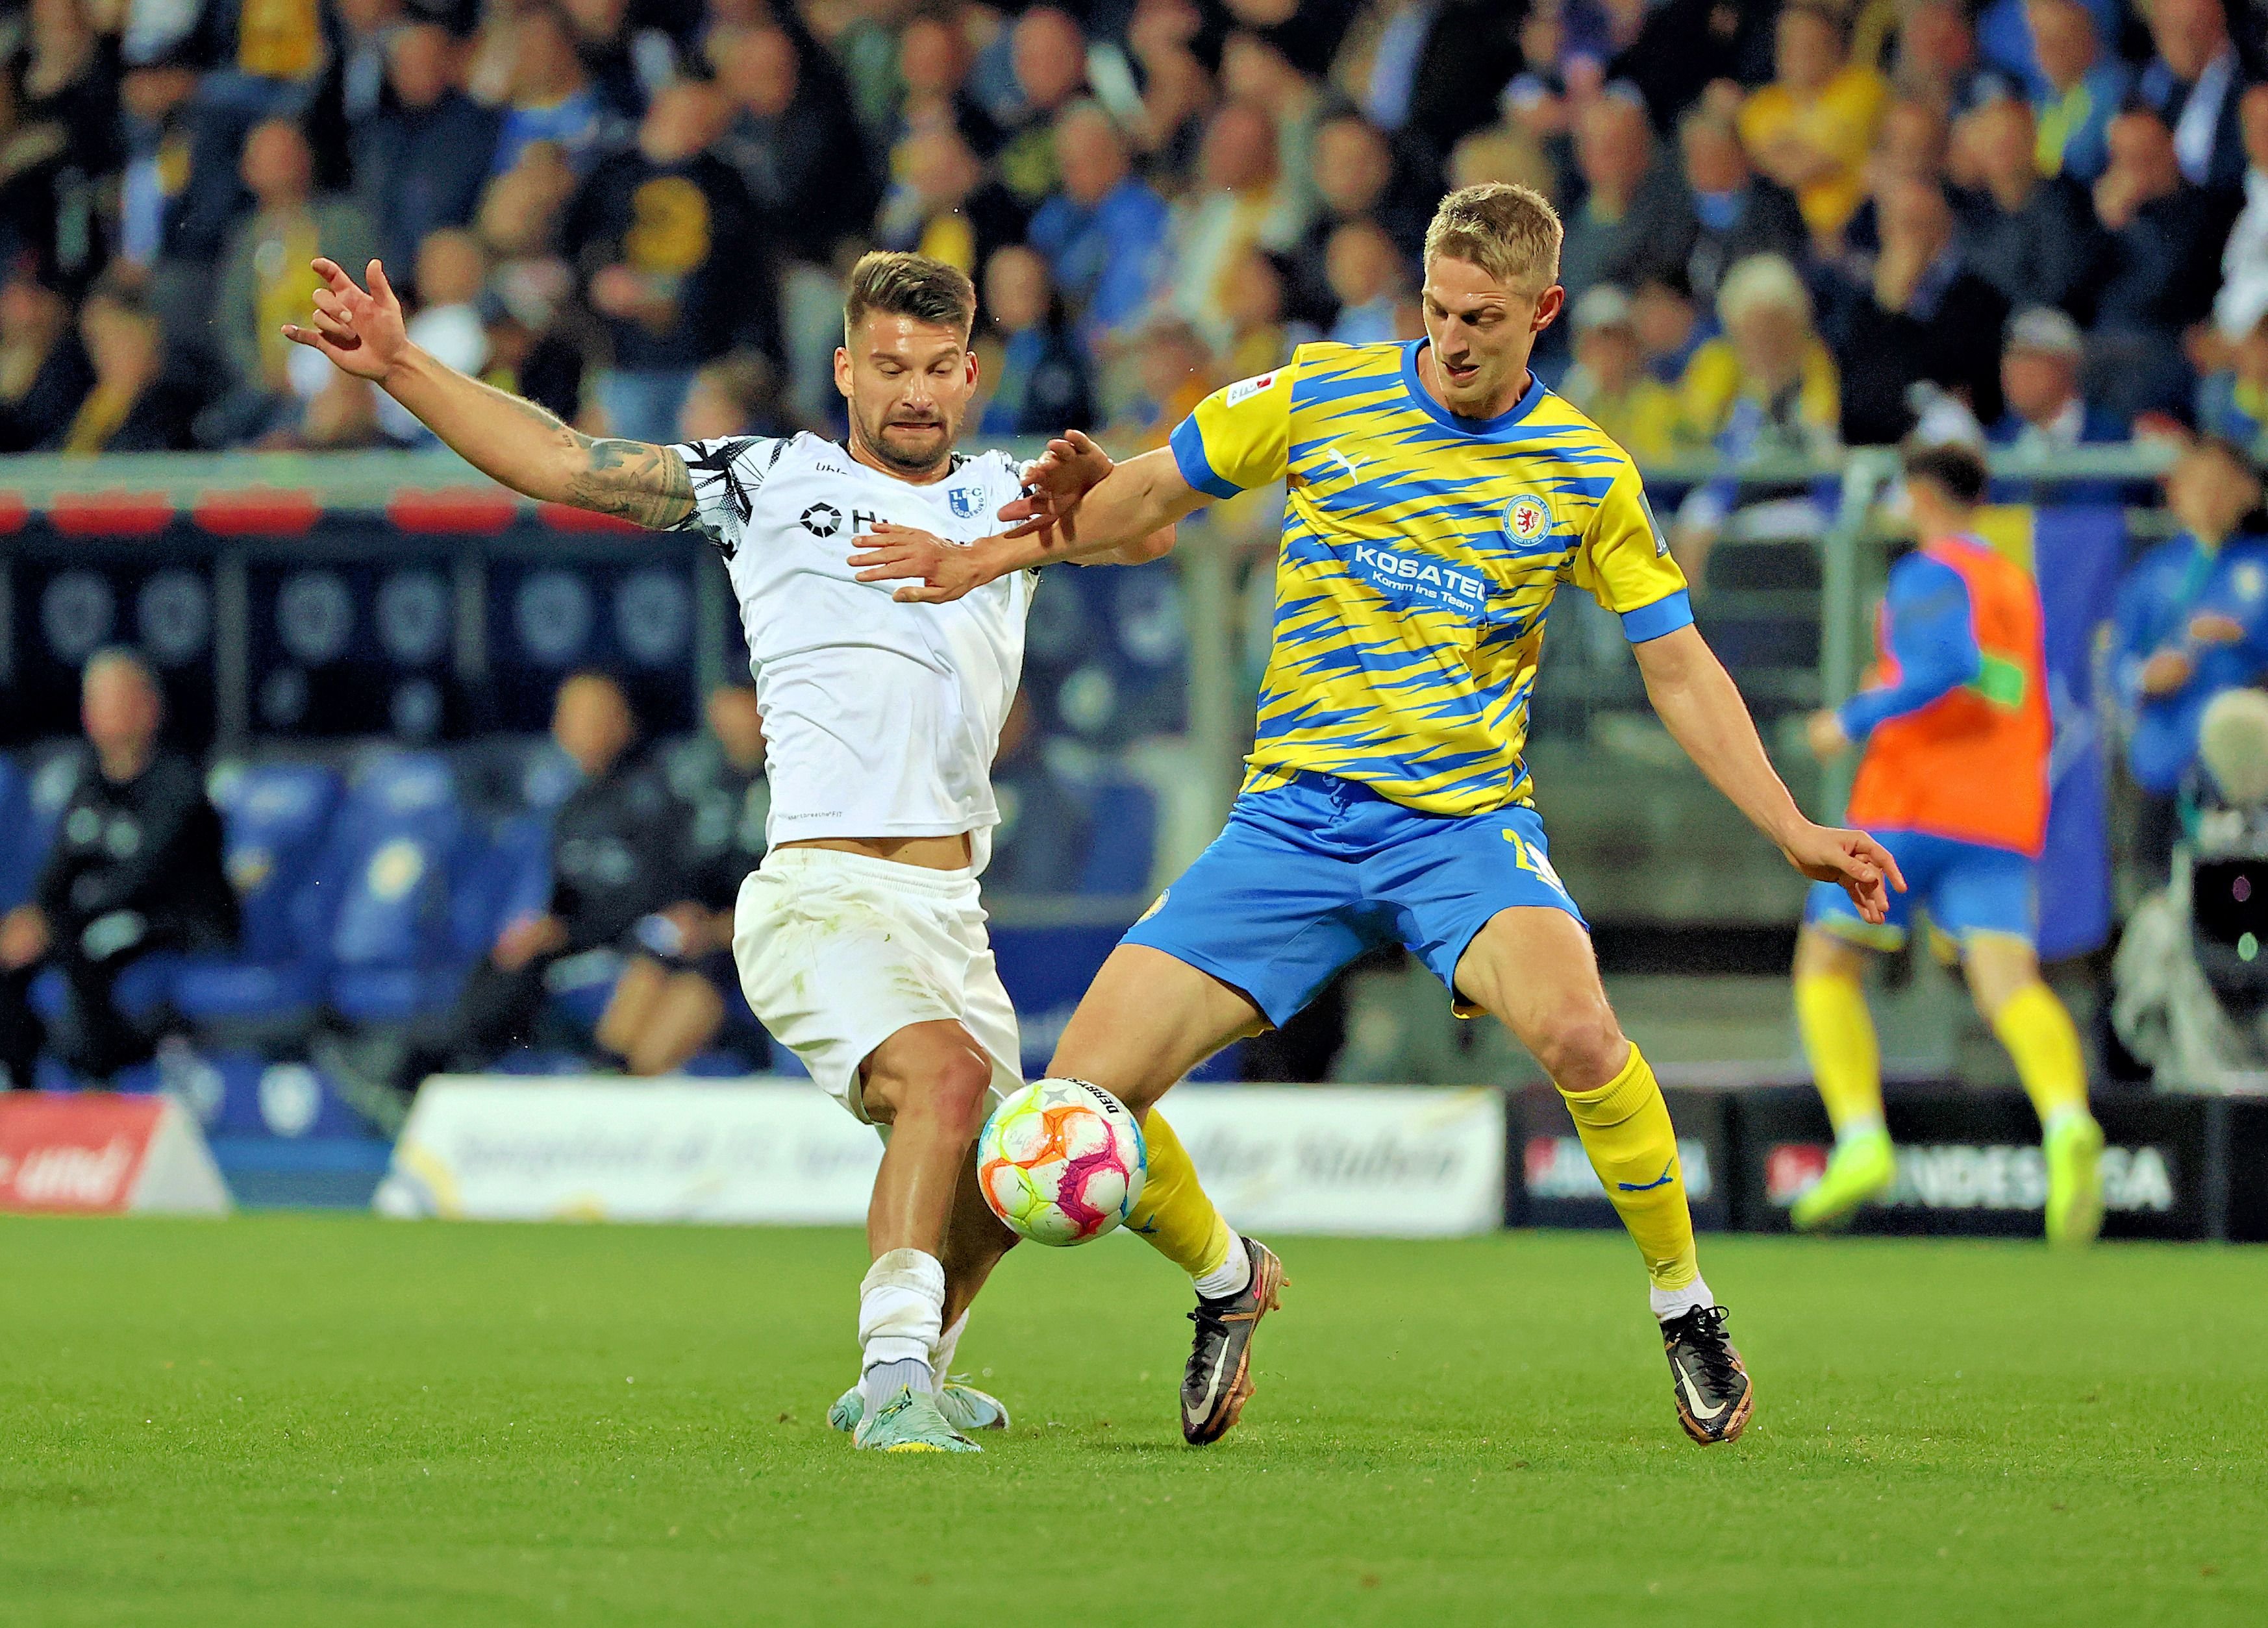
[[1348, 539, 1488, 615]]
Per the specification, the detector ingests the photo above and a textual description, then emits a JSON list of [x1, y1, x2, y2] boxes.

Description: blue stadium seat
[[318, 752, 469, 1022], [173, 761, 343, 1024], [0, 756, 36, 913], [1074, 778, 1157, 896]]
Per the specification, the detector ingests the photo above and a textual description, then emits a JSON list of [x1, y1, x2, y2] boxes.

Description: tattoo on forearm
[[562, 432, 695, 529]]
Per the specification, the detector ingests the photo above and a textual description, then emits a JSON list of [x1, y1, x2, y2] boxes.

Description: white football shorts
[[732, 846, 1023, 1124]]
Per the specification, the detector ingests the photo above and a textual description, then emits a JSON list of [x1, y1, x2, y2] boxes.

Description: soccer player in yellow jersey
[[856, 184, 1903, 1446]]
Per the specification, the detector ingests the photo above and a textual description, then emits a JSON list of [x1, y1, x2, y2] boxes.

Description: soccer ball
[[977, 1078, 1148, 1246]]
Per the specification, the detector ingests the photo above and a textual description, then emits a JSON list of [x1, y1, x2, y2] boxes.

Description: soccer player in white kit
[[286, 250, 1275, 1455]]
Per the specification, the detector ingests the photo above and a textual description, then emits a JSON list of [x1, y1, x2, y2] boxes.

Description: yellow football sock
[[1795, 970, 1885, 1139], [1125, 1108, 1236, 1280], [1991, 982, 2091, 1132], [1559, 1045, 1698, 1293]]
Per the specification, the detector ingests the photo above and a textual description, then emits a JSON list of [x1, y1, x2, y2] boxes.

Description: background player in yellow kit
[[1794, 441, 2106, 1243], [855, 183, 1902, 1446]]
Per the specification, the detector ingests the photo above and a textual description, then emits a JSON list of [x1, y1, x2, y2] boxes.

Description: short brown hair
[[843, 251, 977, 341], [1900, 439, 1989, 506], [1422, 182, 1563, 291]]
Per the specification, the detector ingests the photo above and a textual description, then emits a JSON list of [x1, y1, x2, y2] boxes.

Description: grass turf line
[[0, 1215, 2262, 1627]]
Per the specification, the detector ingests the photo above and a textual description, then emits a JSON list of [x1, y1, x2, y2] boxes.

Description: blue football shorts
[[1121, 770, 1586, 1025], [1803, 827, 2037, 950]]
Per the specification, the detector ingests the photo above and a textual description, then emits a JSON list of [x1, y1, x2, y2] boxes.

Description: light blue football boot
[[851, 1387, 984, 1453], [830, 1377, 1010, 1435]]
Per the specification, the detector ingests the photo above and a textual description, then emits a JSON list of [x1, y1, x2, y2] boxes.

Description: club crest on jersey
[[799, 503, 843, 537], [1503, 493, 1553, 549], [948, 486, 983, 519]]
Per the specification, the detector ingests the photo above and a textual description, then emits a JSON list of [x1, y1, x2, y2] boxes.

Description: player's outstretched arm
[[282, 257, 693, 529], [1634, 625, 1907, 924]]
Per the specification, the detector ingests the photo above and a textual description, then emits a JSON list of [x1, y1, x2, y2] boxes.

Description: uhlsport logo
[[1504, 493, 1552, 550], [949, 486, 983, 519], [799, 503, 843, 537]]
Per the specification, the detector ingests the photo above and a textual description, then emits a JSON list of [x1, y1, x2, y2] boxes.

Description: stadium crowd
[[2, 0, 2268, 465]]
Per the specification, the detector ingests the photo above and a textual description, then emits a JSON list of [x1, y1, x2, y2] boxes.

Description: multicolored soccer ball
[[977, 1078, 1147, 1246]]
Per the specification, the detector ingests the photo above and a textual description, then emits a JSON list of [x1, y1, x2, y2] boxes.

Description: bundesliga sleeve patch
[[1223, 371, 1276, 407]]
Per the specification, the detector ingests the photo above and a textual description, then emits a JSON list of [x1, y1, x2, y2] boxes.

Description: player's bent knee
[[1531, 1000, 1626, 1091]]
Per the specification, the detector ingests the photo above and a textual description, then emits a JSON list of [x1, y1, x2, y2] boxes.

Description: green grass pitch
[[2, 1216, 2262, 1627]]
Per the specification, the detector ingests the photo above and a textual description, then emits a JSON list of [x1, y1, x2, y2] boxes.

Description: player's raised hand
[[999, 429, 1115, 539], [850, 522, 986, 603], [1782, 824, 1907, 924], [281, 258, 407, 382]]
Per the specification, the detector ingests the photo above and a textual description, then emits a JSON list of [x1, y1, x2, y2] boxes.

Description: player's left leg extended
[[1452, 904, 1752, 1445], [1963, 933, 2104, 1246], [1050, 941, 1289, 1444]]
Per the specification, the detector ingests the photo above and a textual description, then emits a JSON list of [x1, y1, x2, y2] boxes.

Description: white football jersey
[[668, 432, 1036, 870]]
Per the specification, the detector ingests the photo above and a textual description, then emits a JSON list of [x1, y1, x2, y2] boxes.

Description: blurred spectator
[[1323, 219, 1411, 345], [664, 679, 769, 914], [564, 80, 775, 443], [1445, 121, 1558, 197], [1112, 312, 1212, 447], [2026, 0, 2127, 186], [1888, 0, 1991, 114], [2136, 0, 2247, 195], [678, 351, 782, 440], [1626, 106, 1806, 310], [2114, 438, 2268, 878], [975, 242, 1093, 436], [1284, 109, 1429, 323], [1841, 95, 1949, 260], [361, 672, 712, 1092], [1027, 103, 1169, 350], [1360, 0, 1520, 158], [1830, 177, 2008, 445], [1673, 253, 1840, 572], [1736, 0, 1890, 245], [656, 678, 773, 1070], [2212, 84, 2268, 347], [214, 118, 378, 443], [986, 689, 1090, 894], [893, 5, 999, 153], [375, 228, 490, 445], [492, 3, 619, 177], [1125, 0, 1212, 175], [995, 6, 1088, 209], [356, 23, 503, 282], [1219, 244, 1299, 378], [477, 142, 585, 422], [875, 119, 1025, 278], [0, 0, 123, 287], [51, 280, 199, 452], [2093, 108, 2228, 417], [0, 651, 236, 1089], [1632, 271, 1704, 383], [1160, 99, 1310, 351], [1560, 92, 1675, 311], [1990, 306, 2125, 450], [0, 270, 92, 452], [1222, 31, 1325, 230], [1559, 283, 1678, 464], [714, 21, 879, 269], [561, 0, 689, 120], [159, 0, 338, 262], [1954, 94, 2102, 320]]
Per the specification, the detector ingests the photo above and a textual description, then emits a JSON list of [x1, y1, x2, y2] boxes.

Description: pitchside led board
[[1734, 1084, 2211, 1240]]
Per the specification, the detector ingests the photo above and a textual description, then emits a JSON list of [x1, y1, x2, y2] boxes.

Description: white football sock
[[1651, 1274, 1714, 1324], [1191, 1237, 1252, 1301], [932, 1309, 969, 1391], [858, 1248, 945, 1409]]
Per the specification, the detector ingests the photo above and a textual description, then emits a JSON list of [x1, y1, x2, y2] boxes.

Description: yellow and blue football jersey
[[1169, 339, 1690, 816]]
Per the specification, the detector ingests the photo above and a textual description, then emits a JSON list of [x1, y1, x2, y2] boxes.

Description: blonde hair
[[1422, 182, 1563, 291], [1716, 253, 1813, 328]]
